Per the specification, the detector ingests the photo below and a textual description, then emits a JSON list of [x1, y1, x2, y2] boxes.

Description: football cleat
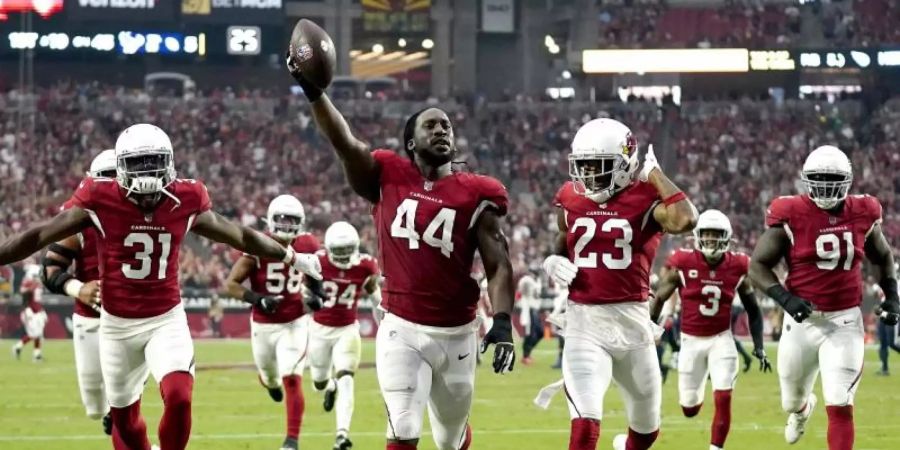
[[612, 433, 627, 450], [33, 353, 43, 363], [102, 412, 113, 436], [785, 393, 816, 444], [12, 345, 21, 360], [323, 384, 337, 412], [333, 434, 353, 450], [267, 387, 284, 403], [280, 437, 298, 450]]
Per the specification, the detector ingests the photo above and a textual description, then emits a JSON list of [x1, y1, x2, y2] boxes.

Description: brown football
[[288, 19, 337, 90]]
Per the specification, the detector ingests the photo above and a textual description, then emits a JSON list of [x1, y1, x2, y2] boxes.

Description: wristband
[[662, 191, 687, 206], [282, 247, 296, 265], [64, 279, 84, 298], [765, 284, 791, 306]]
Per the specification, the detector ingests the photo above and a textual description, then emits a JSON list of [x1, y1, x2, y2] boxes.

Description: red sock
[[20, 336, 30, 344], [826, 405, 854, 450], [682, 404, 702, 418], [625, 428, 659, 450], [159, 371, 194, 450], [460, 423, 472, 450], [711, 390, 732, 448], [109, 399, 150, 450], [111, 424, 129, 450], [283, 375, 304, 439], [386, 442, 417, 450], [569, 418, 600, 450]]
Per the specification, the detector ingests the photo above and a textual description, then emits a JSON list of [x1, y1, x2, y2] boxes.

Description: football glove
[[638, 144, 661, 182], [542, 255, 577, 287], [767, 284, 813, 323], [304, 277, 326, 312], [480, 313, 515, 374], [285, 50, 324, 102], [244, 291, 283, 315], [752, 347, 773, 373], [285, 248, 322, 281], [879, 278, 900, 326]]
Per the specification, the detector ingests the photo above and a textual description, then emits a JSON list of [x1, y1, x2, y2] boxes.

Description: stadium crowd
[[0, 82, 897, 292]]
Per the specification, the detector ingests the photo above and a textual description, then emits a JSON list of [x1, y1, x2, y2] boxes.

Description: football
[[288, 19, 337, 90]]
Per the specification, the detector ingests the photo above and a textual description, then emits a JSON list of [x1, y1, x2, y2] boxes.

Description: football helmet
[[115, 124, 176, 197], [324, 221, 360, 270], [569, 118, 639, 203], [694, 209, 732, 259], [266, 195, 306, 241], [88, 149, 117, 178], [801, 145, 852, 210]]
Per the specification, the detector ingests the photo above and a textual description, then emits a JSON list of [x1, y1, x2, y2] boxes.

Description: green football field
[[0, 339, 896, 450]]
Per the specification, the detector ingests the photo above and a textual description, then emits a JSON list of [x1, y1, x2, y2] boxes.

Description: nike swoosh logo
[[842, 320, 854, 325], [458, 353, 470, 360]]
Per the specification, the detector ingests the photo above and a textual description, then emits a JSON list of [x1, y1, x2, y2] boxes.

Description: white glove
[[542, 255, 577, 287], [638, 144, 661, 182], [284, 248, 322, 280]]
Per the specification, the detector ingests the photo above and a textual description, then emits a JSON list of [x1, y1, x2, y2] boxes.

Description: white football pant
[[100, 304, 195, 408], [778, 306, 864, 412], [376, 313, 477, 450], [678, 330, 739, 407], [251, 316, 310, 388], [73, 314, 107, 419]]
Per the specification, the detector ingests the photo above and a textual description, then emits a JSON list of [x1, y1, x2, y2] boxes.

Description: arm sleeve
[[765, 197, 792, 228], [194, 181, 212, 213], [866, 196, 883, 230]]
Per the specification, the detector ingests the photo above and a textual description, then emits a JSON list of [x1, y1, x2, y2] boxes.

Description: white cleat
[[612, 433, 627, 450], [784, 393, 816, 444], [151, 445, 160, 450]]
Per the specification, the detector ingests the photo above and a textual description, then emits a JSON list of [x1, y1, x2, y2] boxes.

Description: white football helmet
[[88, 149, 117, 178], [325, 221, 360, 270], [115, 124, 176, 197], [694, 209, 732, 259], [801, 145, 852, 210], [569, 118, 639, 203], [266, 195, 305, 241]]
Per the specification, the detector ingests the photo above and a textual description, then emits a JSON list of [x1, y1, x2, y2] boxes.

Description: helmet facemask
[[569, 154, 633, 203], [801, 170, 851, 210], [327, 243, 359, 269], [695, 228, 730, 259], [117, 151, 175, 197], [269, 214, 304, 241]]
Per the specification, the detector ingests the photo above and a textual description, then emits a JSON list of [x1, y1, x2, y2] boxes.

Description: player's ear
[[406, 139, 415, 151]]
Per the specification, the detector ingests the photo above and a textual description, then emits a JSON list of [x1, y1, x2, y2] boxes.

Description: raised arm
[[0, 207, 91, 266], [41, 235, 100, 309], [865, 224, 899, 325], [476, 209, 516, 374], [750, 227, 812, 323], [639, 146, 697, 234], [737, 279, 772, 371], [649, 267, 681, 323], [191, 210, 321, 280]]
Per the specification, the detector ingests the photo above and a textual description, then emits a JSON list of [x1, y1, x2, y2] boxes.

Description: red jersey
[[554, 181, 663, 304], [62, 199, 102, 318], [313, 252, 380, 327], [766, 194, 882, 311], [667, 249, 749, 337], [247, 233, 320, 324], [371, 150, 509, 327], [70, 177, 212, 318]]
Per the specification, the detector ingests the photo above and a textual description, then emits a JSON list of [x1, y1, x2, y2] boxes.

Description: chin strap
[[125, 177, 181, 208]]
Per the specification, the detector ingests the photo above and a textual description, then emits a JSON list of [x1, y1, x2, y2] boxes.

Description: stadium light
[[562, 70, 572, 79], [398, 38, 407, 48], [372, 43, 384, 54], [422, 39, 434, 50]]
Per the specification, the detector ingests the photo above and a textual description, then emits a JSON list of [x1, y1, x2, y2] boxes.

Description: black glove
[[304, 276, 326, 312], [767, 285, 813, 323], [752, 347, 773, 373], [244, 291, 283, 315], [285, 50, 323, 102], [879, 278, 900, 326], [480, 313, 515, 374]]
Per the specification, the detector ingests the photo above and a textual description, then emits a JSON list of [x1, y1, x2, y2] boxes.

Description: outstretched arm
[[0, 207, 91, 265], [476, 209, 516, 374], [649, 267, 680, 323], [306, 95, 380, 202], [865, 224, 899, 324], [192, 210, 321, 279]]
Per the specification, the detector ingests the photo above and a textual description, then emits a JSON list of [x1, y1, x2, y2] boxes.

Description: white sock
[[335, 375, 354, 433], [710, 445, 723, 450], [325, 378, 336, 393], [13, 341, 22, 350]]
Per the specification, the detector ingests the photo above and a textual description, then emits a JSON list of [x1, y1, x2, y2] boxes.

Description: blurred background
[[0, 0, 897, 344]]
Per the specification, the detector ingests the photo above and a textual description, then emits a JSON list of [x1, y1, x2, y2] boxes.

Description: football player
[[287, 56, 515, 450], [40, 149, 115, 437], [542, 118, 697, 450], [13, 265, 47, 362], [224, 194, 321, 450], [650, 209, 771, 450], [749, 145, 899, 450], [0, 123, 322, 450], [307, 221, 380, 450]]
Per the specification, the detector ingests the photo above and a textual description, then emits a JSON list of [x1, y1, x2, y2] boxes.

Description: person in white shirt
[[518, 266, 543, 365]]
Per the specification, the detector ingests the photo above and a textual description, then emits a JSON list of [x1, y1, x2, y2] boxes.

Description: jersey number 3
[[122, 232, 172, 280], [571, 218, 633, 270], [390, 199, 456, 257]]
